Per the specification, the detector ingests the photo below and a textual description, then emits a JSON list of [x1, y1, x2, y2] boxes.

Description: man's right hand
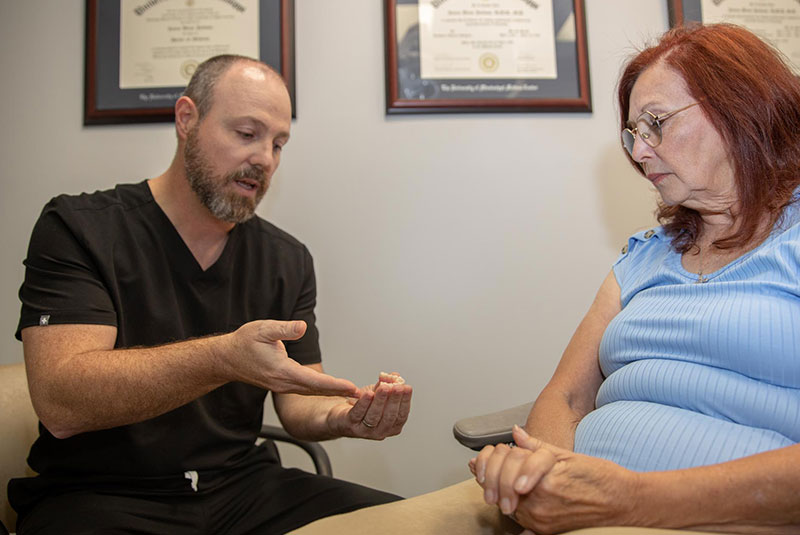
[[223, 319, 360, 398], [22, 319, 358, 438]]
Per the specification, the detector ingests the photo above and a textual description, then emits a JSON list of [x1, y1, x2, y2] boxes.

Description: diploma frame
[[667, 0, 700, 26], [668, 0, 800, 26], [84, 0, 296, 125], [383, 0, 591, 114]]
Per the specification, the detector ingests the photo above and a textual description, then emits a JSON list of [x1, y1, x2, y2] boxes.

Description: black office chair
[[259, 424, 332, 477]]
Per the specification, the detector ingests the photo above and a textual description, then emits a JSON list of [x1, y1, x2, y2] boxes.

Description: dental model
[[378, 372, 405, 385]]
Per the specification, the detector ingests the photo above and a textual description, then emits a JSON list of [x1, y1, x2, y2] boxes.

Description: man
[[11, 55, 412, 534]]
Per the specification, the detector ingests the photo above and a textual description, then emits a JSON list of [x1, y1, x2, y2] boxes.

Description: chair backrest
[[0, 362, 39, 532]]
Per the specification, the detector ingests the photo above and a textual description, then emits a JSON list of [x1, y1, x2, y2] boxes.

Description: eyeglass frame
[[621, 101, 701, 156]]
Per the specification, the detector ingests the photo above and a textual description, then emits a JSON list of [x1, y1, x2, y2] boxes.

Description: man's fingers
[[346, 390, 374, 423], [337, 382, 413, 439], [392, 386, 412, 430], [281, 362, 359, 397], [378, 386, 411, 435], [360, 383, 391, 428], [377, 393, 400, 429]]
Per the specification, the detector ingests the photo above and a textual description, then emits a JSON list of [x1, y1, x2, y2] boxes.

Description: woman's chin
[[654, 187, 686, 207]]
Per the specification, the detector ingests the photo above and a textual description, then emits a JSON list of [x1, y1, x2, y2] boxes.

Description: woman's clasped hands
[[469, 425, 645, 534]]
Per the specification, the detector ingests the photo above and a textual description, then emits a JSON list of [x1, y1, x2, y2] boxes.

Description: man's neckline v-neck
[[143, 182, 242, 280]]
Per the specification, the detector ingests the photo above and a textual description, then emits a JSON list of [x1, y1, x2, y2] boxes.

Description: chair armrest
[[259, 424, 333, 477], [452, 402, 534, 451]]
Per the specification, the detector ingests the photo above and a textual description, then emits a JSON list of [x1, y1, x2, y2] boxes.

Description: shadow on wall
[[595, 142, 659, 248]]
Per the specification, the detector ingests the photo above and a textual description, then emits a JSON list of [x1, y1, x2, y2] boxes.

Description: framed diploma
[[384, 0, 591, 114], [668, 0, 800, 73], [84, 0, 295, 125]]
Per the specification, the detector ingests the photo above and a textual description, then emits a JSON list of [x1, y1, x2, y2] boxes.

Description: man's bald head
[[182, 55, 287, 121]]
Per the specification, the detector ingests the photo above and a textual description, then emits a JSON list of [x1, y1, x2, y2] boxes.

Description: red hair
[[618, 24, 800, 252]]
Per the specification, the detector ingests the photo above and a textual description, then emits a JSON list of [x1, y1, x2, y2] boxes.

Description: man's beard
[[183, 127, 269, 224]]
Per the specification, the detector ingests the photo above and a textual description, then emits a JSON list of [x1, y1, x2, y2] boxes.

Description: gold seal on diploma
[[180, 60, 199, 81], [479, 53, 500, 73]]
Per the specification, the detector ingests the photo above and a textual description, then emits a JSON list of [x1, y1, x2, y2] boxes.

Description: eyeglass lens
[[622, 116, 660, 155]]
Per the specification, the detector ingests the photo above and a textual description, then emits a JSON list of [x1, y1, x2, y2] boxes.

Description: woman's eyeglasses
[[621, 102, 700, 155]]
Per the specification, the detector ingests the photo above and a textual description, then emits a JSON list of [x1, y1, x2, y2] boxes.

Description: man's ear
[[174, 96, 199, 140]]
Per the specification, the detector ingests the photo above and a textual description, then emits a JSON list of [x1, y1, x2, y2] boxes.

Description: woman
[[472, 22, 800, 534], [291, 23, 800, 535]]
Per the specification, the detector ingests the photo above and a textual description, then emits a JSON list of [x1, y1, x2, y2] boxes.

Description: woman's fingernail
[[485, 489, 497, 504], [515, 475, 528, 492]]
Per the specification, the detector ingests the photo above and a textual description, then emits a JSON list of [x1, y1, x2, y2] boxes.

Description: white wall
[[0, 1, 668, 498]]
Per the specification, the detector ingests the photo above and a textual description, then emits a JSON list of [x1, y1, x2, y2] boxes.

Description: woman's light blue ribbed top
[[574, 202, 800, 471]]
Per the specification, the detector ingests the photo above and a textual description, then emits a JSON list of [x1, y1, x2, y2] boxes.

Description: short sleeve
[[612, 236, 637, 290], [16, 201, 117, 339], [611, 227, 665, 306], [283, 245, 322, 365]]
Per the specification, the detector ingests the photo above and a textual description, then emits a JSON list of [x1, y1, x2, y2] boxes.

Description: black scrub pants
[[15, 461, 401, 535]]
